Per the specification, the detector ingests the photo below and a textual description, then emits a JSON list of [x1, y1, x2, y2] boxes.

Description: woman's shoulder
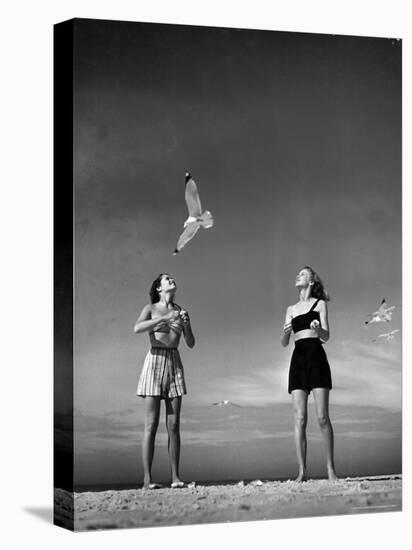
[[287, 302, 299, 314], [137, 303, 154, 320]]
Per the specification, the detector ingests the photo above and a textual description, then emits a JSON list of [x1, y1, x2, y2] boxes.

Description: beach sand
[[54, 475, 401, 532]]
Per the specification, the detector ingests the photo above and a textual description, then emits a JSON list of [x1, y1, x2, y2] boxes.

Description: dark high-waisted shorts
[[288, 338, 332, 394]]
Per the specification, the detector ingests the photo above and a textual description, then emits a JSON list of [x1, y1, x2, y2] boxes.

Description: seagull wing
[[384, 306, 396, 313], [389, 329, 400, 335], [174, 223, 200, 254], [377, 299, 387, 315], [185, 176, 202, 217]]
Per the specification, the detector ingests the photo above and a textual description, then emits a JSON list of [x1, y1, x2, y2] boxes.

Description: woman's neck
[[298, 288, 312, 302], [159, 293, 174, 307]]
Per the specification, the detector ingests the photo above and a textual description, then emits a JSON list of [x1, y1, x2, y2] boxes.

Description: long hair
[[303, 266, 330, 301], [149, 273, 166, 304]]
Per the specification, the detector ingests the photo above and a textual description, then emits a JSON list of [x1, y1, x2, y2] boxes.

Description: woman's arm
[[133, 304, 179, 334], [310, 300, 330, 342], [180, 309, 195, 348], [281, 306, 293, 347]]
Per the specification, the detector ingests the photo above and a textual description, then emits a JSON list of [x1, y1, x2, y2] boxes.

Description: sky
[[55, 19, 401, 488]]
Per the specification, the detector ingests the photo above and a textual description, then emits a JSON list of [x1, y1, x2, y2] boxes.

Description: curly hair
[[149, 273, 166, 304], [302, 266, 330, 302]]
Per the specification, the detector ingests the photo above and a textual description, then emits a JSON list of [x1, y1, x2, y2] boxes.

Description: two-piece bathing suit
[[137, 300, 332, 399], [136, 307, 187, 399], [288, 299, 332, 394]]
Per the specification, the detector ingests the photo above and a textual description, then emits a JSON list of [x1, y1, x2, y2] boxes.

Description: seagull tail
[[173, 248, 179, 255], [199, 210, 214, 228]]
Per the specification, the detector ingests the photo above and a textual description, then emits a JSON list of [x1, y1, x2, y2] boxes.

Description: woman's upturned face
[[295, 268, 312, 288], [158, 273, 177, 293]]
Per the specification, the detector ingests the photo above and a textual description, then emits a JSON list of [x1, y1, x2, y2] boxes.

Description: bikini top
[[291, 299, 320, 333], [150, 304, 184, 335]]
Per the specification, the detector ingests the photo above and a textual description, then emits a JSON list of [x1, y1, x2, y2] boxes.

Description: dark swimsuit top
[[291, 299, 320, 333]]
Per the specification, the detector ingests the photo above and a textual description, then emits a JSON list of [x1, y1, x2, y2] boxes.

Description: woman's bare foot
[[295, 470, 308, 482], [171, 477, 186, 488], [143, 479, 163, 490], [327, 469, 338, 481], [143, 477, 163, 490], [143, 476, 152, 489]]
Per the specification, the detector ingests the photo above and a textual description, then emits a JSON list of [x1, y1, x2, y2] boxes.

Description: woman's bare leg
[[312, 388, 338, 480], [165, 397, 182, 484], [142, 396, 161, 488], [292, 389, 309, 481]]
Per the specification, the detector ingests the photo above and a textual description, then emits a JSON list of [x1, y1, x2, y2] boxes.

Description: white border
[[1, 1, 409, 549]]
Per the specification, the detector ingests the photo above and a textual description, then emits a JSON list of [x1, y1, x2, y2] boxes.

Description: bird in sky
[[212, 400, 242, 408], [373, 329, 400, 342], [173, 172, 214, 254], [365, 299, 395, 324]]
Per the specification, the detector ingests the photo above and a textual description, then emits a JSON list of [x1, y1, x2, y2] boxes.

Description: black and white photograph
[[54, 17, 402, 531], [3, 1, 410, 548]]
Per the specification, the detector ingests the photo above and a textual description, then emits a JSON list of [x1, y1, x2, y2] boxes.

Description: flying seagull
[[212, 400, 242, 408], [365, 299, 395, 325], [173, 172, 214, 255], [374, 329, 400, 342]]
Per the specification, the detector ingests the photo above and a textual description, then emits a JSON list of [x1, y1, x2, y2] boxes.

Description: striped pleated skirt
[[136, 347, 187, 399]]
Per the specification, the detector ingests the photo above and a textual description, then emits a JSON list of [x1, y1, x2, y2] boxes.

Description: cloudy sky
[[58, 19, 401, 488]]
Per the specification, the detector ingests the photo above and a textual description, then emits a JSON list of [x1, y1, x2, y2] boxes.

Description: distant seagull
[[173, 172, 214, 255], [374, 329, 400, 342], [212, 400, 242, 408], [365, 299, 395, 325]]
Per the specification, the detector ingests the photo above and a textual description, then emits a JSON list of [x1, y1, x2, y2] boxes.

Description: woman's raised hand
[[179, 309, 190, 325], [310, 319, 320, 330], [163, 310, 180, 322]]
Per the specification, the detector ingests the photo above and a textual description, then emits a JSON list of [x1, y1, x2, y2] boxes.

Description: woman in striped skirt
[[134, 273, 195, 489]]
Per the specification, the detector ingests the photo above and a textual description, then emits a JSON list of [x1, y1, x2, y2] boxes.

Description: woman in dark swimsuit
[[134, 273, 195, 489], [281, 266, 337, 482]]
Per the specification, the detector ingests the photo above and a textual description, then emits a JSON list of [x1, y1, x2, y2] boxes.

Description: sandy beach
[[54, 475, 401, 532]]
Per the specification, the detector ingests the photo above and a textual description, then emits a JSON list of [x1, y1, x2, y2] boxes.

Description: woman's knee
[[294, 412, 307, 428], [144, 418, 159, 435], [166, 416, 180, 433], [317, 414, 330, 428]]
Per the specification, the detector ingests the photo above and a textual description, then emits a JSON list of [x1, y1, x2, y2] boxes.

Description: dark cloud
[[70, 20, 401, 485]]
